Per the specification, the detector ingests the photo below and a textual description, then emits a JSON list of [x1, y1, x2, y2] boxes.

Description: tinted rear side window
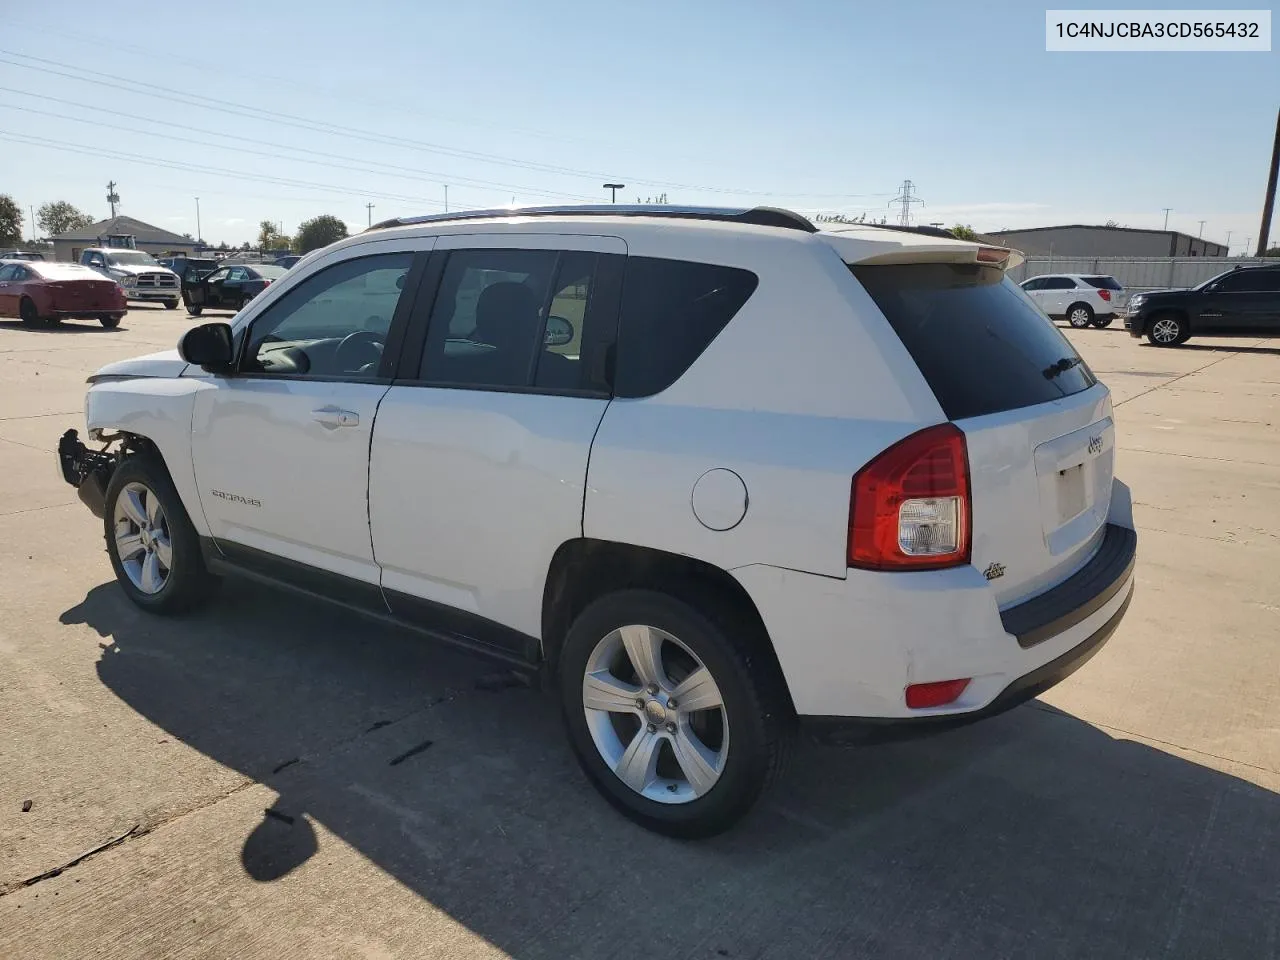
[[614, 257, 758, 398], [1081, 275, 1123, 290], [852, 263, 1097, 421]]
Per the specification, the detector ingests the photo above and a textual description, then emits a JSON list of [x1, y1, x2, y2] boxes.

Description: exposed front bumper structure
[[57, 429, 118, 518]]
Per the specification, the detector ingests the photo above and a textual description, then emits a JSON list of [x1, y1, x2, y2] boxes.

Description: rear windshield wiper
[[1042, 356, 1083, 380]]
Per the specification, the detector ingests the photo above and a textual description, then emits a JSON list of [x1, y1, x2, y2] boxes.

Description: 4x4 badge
[[1088, 435, 1103, 455], [983, 562, 1006, 581]]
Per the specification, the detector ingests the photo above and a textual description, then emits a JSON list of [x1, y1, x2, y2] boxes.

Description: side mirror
[[544, 315, 574, 347], [179, 322, 235, 373]]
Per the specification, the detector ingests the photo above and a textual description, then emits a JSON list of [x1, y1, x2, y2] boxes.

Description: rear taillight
[[1097, 289, 1112, 302], [848, 423, 971, 570]]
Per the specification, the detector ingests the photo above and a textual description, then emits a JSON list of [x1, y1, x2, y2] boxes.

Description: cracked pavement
[[2, 308, 1279, 959]]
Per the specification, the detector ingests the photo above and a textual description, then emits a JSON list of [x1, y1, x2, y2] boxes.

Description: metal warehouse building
[[985, 224, 1229, 258]]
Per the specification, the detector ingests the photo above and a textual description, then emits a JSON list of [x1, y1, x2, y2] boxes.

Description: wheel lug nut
[[665, 722, 676, 734], [667, 698, 677, 709], [635, 698, 646, 709], [646, 723, 656, 733], [646, 683, 658, 695]]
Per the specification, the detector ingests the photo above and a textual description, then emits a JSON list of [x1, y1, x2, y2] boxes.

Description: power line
[[0, 50, 891, 201], [0, 98, 592, 205], [0, 131, 455, 208]]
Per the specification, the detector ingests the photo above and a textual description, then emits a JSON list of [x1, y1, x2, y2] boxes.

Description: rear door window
[[614, 257, 758, 398], [851, 263, 1097, 421]]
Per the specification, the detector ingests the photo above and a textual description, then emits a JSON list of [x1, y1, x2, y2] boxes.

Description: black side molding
[[1001, 523, 1137, 649]]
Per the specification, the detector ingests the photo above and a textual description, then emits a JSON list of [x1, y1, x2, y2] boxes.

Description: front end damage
[[57, 429, 129, 518]]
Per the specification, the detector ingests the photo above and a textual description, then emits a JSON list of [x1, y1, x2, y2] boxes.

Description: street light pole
[[194, 197, 202, 242], [444, 184, 449, 213], [1162, 207, 1172, 231], [1198, 220, 1206, 237], [603, 182, 625, 203]]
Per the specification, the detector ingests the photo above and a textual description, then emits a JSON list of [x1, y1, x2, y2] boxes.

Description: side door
[[1020, 277, 1047, 311], [1043, 276, 1076, 316], [190, 242, 432, 595], [0, 264, 18, 316], [1196, 270, 1267, 332], [369, 234, 625, 658], [199, 267, 230, 308], [221, 266, 249, 308]]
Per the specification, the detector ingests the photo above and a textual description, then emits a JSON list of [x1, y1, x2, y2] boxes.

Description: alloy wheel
[[113, 481, 172, 594], [581, 624, 729, 804], [1069, 307, 1091, 328], [1151, 318, 1180, 344]]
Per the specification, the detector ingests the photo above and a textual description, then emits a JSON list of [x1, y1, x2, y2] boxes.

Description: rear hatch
[[852, 260, 1114, 607], [1080, 274, 1126, 311]]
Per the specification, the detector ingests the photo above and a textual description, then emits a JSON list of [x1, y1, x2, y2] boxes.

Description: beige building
[[986, 224, 1228, 258], [52, 215, 199, 263]]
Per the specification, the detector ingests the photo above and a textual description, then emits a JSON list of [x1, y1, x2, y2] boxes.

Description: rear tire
[[1090, 316, 1114, 329], [164, 300, 179, 310], [99, 315, 121, 329], [1066, 303, 1095, 328], [104, 453, 217, 614], [1146, 313, 1190, 347], [19, 297, 41, 327], [558, 589, 791, 839], [187, 305, 203, 317]]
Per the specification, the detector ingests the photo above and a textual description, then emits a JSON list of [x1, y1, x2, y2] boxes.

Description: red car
[[0, 260, 128, 329]]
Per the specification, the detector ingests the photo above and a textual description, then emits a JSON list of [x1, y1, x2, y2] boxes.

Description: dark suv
[[1125, 264, 1280, 346]]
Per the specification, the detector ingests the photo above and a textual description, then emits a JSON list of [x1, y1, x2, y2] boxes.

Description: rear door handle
[[311, 406, 360, 428]]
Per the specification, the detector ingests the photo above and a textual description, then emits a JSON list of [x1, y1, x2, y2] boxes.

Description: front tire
[[1066, 302, 1095, 328], [558, 589, 791, 838], [186, 304, 203, 317], [99, 314, 121, 329], [1146, 313, 1190, 346], [104, 454, 216, 613], [164, 300, 179, 311], [19, 298, 41, 327]]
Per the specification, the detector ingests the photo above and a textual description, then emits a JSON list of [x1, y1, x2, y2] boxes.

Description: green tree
[[293, 214, 349, 253], [949, 223, 980, 241], [0, 194, 22, 247], [1261, 246, 1280, 258], [36, 200, 94, 238], [257, 220, 289, 249]]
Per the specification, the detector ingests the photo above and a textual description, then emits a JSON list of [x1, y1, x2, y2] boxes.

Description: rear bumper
[[50, 308, 126, 318], [733, 515, 1137, 726]]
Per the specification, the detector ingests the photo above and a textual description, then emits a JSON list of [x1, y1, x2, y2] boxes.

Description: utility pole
[[603, 183, 625, 203], [29, 205, 36, 242], [366, 202, 375, 227], [106, 181, 120, 218], [444, 184, 449, 212], [195, 197, 202, 241], [1256, 106, 1280, 257], [1226, 229, 1233, 254], [889, 179, 924, 226], [1198, 220, 1206, 237], [1162, 208, 1172, 231]]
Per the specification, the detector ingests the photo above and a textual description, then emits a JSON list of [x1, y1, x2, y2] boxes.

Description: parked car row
[[1020, 264, 1280, 346]]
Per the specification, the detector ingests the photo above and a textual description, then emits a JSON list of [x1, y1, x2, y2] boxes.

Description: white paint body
[[80, 213, 1134, 719]]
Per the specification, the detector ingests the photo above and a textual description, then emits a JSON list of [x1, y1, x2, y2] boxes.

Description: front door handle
[[311, 406, 360, 429]]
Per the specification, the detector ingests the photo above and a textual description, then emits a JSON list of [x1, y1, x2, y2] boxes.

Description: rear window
[[614, 257, 758, 398], [851, 263, 1097, 421], [1081, 275, 1123, 290]]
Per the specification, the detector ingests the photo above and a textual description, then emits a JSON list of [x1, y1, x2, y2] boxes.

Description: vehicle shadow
[[66, 580, 1280, 959], [0, 320, 126, 334], [1164, 342, 1280, 356]]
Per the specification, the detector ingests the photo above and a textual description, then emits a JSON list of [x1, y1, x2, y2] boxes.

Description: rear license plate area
[[1056, 463, 1086, 522]]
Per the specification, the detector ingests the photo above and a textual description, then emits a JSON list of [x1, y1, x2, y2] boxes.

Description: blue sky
[[2, 0, 1276, 251]]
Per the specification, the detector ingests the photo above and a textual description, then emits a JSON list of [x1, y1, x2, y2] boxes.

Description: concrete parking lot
[[1, 305, 1278, 959]]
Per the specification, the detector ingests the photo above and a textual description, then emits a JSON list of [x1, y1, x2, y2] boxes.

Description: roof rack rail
[[366, 204, 817, 234]]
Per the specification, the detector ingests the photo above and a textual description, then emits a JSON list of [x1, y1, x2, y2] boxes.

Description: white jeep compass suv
[[57, 206, 1136, 838]]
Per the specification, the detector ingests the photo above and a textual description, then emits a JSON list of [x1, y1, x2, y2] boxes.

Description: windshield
[[1193, 271, 1233, 291], [252, 265, 288, 279], [106, 251, 160, 267]]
